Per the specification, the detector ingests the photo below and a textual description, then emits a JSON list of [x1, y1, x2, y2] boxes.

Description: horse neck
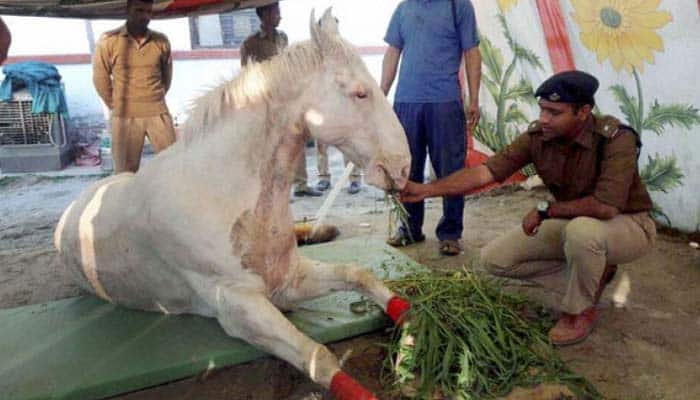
[[197, 101, 307, 200]]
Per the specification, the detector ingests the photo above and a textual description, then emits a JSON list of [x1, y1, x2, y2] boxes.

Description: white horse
[[55, 10, 411, 400]]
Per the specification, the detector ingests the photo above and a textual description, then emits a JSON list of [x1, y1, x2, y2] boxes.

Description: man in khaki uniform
[[240, 2, 321, 197], [400, 71, 656, 345], [93, 0, 176, 173]]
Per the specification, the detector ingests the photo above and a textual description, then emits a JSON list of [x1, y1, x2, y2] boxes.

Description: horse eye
[[354, 91, 368, 100]]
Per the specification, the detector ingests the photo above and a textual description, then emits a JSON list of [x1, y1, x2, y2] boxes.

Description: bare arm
[[0, 17, 11, 65], [92, 38, 113, 109], [463, 45, 481, 129], [401, 164, 495, 203], [380, 46, 401, 95]]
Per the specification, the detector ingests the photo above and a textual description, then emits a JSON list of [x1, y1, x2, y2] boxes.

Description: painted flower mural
[[475, 15, 542, 178], [571, 0, 672, 72], [572, 0, 700, 223], [497, 0, 518, 13]]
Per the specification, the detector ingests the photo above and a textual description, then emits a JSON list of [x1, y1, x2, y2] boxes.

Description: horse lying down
[[55, 10, 411, 400]]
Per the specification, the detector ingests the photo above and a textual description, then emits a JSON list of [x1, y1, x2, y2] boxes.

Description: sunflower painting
[[497, 0, 518, 13], [571, 0, 700, 224], [571, 0, 672, 73]]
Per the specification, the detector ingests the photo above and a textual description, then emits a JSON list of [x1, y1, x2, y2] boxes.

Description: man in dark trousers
[[381, 0, 482, 256], [400, 71, 656, 345]]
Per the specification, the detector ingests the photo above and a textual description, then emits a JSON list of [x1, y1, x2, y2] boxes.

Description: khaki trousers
[[111, 113, 176, 173], [316, 142, 361, 183], [293, 150, 310, 190], [481, 212, 656, 314]]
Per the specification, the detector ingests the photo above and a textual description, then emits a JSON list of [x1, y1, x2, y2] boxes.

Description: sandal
[[439, 239, 462, 256]]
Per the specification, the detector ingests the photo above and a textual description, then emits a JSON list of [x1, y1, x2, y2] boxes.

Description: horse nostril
[[376, 162, 388, 179], [401, 165, 410, 179]]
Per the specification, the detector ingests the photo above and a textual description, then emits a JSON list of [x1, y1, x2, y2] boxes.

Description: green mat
[[0, 237, 422, 400]]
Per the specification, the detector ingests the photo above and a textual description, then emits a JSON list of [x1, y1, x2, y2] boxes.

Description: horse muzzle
[[365, 157, 410, 192]]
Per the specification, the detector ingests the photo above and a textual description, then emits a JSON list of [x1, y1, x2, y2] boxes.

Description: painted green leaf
[[643, 100, 700, 135], [640, 154, 684, 193], [505, 78, 536, 103], [498, 14, 543, 70], [478, 17, 542, 159], [498, 14, 516, 53], [512, 44, 543, 70], [504, 103, 529, 125], [473, 110, 505, 152], [610, 85, 641, 131], [649, 203, 672, 227], [483, 75, 500, 103], [479, 35, 504, 82]]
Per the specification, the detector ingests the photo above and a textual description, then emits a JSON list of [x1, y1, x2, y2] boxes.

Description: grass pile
[[382, 268, 600, 399]]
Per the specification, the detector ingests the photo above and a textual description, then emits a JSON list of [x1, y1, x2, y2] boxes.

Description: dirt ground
[[2, 154, 700, 400]]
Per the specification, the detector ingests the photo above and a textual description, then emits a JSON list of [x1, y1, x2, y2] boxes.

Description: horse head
[[301, 9, 410, 192]]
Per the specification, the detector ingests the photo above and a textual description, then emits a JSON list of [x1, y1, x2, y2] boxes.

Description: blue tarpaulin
[[0, 61, 69, 118]]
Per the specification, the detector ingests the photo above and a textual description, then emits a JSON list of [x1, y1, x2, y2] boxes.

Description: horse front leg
[[213, 287, 378, 400], [280, 256, 411, 325]]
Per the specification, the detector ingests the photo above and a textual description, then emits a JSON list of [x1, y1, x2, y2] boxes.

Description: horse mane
[[182, 37, 359, 143]]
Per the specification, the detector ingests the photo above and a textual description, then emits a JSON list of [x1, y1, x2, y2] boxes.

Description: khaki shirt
[[93, 25, 172, 118], [485, 115, 653, 213], [240, 29, 288, 66]]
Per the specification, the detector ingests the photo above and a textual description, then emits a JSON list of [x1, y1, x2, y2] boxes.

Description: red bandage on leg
[[386, 296, 410, 324], [330, 371, 377, 400]]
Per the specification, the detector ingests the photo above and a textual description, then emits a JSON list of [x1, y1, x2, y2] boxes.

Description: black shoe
[[294, 186, 323, 197], [387, 229, 425, 247], [316, 180, 331, 192], [348, 181, 361, 195]]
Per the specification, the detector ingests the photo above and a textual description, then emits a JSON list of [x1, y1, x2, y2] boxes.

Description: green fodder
[[382, 268, 600, 400], [386, 193, 413, 242]]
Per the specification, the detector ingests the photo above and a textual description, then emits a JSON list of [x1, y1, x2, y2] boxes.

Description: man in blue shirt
[[381, 0, 482, 255]]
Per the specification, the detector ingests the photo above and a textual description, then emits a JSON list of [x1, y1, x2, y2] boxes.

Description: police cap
[[535, 70, 599, 106]]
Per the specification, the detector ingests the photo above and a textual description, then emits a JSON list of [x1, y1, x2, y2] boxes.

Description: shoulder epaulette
[[594, 115, 642, 159], [100, 27, 121, 40], [526, 120, 542, 134], [594, 115, 623, 139]]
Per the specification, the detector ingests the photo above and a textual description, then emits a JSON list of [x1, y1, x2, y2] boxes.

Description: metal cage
[[0, 89, 67, 147], [0, 89, 71, 173]]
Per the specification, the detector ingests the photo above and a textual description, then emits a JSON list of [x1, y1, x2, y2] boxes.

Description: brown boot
[[548, 307, 598, 346]]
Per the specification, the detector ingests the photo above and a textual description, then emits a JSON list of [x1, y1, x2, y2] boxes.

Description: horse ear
[[309, 7, 340, 56], [309, 9, 321, 48], [319, 8, 340, 36]]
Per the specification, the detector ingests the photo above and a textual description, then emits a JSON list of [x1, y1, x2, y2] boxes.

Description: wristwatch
[[536, 201, 550, 220]]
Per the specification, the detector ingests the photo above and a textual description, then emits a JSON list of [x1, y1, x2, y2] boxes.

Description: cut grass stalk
[[381, 268, 601, 399], [386, 192, 414, 243]]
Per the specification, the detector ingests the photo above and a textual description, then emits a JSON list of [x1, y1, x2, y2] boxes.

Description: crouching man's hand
[[522, 208, 543, 236]]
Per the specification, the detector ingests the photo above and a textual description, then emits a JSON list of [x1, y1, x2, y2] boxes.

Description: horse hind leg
[[279, 256, 411, 325], [214, 287, 378, 400]]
